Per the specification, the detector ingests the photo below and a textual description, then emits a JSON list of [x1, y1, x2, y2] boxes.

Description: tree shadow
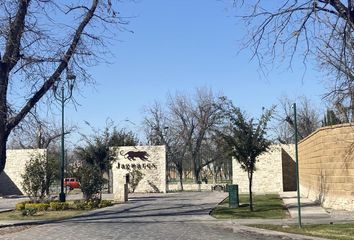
[[45, 192, 218, 225]]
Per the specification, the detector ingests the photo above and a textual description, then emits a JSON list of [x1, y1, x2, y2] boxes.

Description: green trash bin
[[228, 184, 239, 208]]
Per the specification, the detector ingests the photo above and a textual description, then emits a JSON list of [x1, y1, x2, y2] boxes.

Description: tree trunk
[[0, 62, 9, 174], [248, 170, 254, 212], [0, 134, 8, 174], [213, 171, 217, 184], [191, 156, 197, 183], [193, 154, 201, 183], [107, 169, 111, 194], [350, 84, 354, 122], [83, 192, 90, 201], [45, 154, 51, 196], [195, 167, 201, 183], [178, 170, 184, 191]]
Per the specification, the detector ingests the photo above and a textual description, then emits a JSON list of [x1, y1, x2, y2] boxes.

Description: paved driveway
[[0, 192, 320, 240], [0, 196, 29, 212]]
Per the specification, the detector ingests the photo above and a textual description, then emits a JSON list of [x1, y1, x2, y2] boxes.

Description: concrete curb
[[0, 202, 126, 228], [233, 225, 328, 240], [205, 220, 328, 240], [0, 219, 54, 228], [0, 209, 12, 214], [227, 217, 354, 225]]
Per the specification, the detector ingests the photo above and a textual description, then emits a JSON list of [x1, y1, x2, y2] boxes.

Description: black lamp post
[[292, 103, 302, 228], [53, 69, 75, 202]]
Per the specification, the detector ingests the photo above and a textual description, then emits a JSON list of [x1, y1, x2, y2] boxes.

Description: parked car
[[64, 178, 80, 190]]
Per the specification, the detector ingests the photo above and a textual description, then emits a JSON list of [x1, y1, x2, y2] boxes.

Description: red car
[[64, 178, 80, 190]]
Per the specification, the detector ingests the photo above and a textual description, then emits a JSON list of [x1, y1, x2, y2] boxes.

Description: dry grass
[[211, 194, 288, 219], [251, 223, 354, 240], [0, 209, 85, 221]]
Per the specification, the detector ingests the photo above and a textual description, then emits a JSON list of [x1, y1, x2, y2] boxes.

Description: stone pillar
[[114, 175, 128, 202], [111, 145, 166, 193]]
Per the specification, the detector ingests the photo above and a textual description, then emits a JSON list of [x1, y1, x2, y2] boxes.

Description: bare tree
[[319, 24, 354, 122], [167, 94, 196, 184], [171, 89, 224, 183], [322, 108, 343, 126], [144, 101, 192, 190], [273, 96, 321, 143], [8, 111, 77, 149], [144, 102, 170, 146], [234, 1, 354, 120], [202, 133, 232, 184], [0, 1, 125, 173], [144, 88, 225, 184]]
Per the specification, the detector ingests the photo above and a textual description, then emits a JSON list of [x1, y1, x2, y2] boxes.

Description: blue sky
[[64, 0, 326, 142]]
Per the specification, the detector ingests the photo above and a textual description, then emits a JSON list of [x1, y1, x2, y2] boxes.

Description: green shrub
[[98, 200, 113, 208], [24, 203, 50, 211], [78, 164, 105, 200], [73, 200, 86, 210], [21, 208, 37, 216], [16, 201, 30, 211], [85, 199, 100, 209], [71, 199, 113, 210], [21, 155, 57, 202], [50, 201, 69, 211]]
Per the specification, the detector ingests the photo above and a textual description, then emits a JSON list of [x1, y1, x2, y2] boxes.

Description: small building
[[232, 144, 296, 193]]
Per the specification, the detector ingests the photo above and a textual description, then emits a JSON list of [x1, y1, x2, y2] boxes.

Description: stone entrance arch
[[111, 145, 166, 200]]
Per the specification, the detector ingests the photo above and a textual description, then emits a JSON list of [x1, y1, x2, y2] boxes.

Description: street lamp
[[53, 69, 76, 202], [292, 103, 302, 228]]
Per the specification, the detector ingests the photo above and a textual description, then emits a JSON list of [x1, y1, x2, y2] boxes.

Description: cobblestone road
[[0, 192, 320, 240]]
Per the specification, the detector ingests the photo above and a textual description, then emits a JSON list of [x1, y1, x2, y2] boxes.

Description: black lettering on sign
[[116, 163, 158, 170]]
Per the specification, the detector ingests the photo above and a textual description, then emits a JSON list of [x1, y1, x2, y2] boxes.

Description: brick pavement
[[0, 192, 326, 240]]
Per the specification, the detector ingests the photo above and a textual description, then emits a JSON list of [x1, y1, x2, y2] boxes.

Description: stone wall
[[111, 145, 166, 194], [167, 183, 217, 192], [282, 146, 297, 191], [232, 144, 295, 193], [0, 149, 47, 195], [298, 123, 354, 210]]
